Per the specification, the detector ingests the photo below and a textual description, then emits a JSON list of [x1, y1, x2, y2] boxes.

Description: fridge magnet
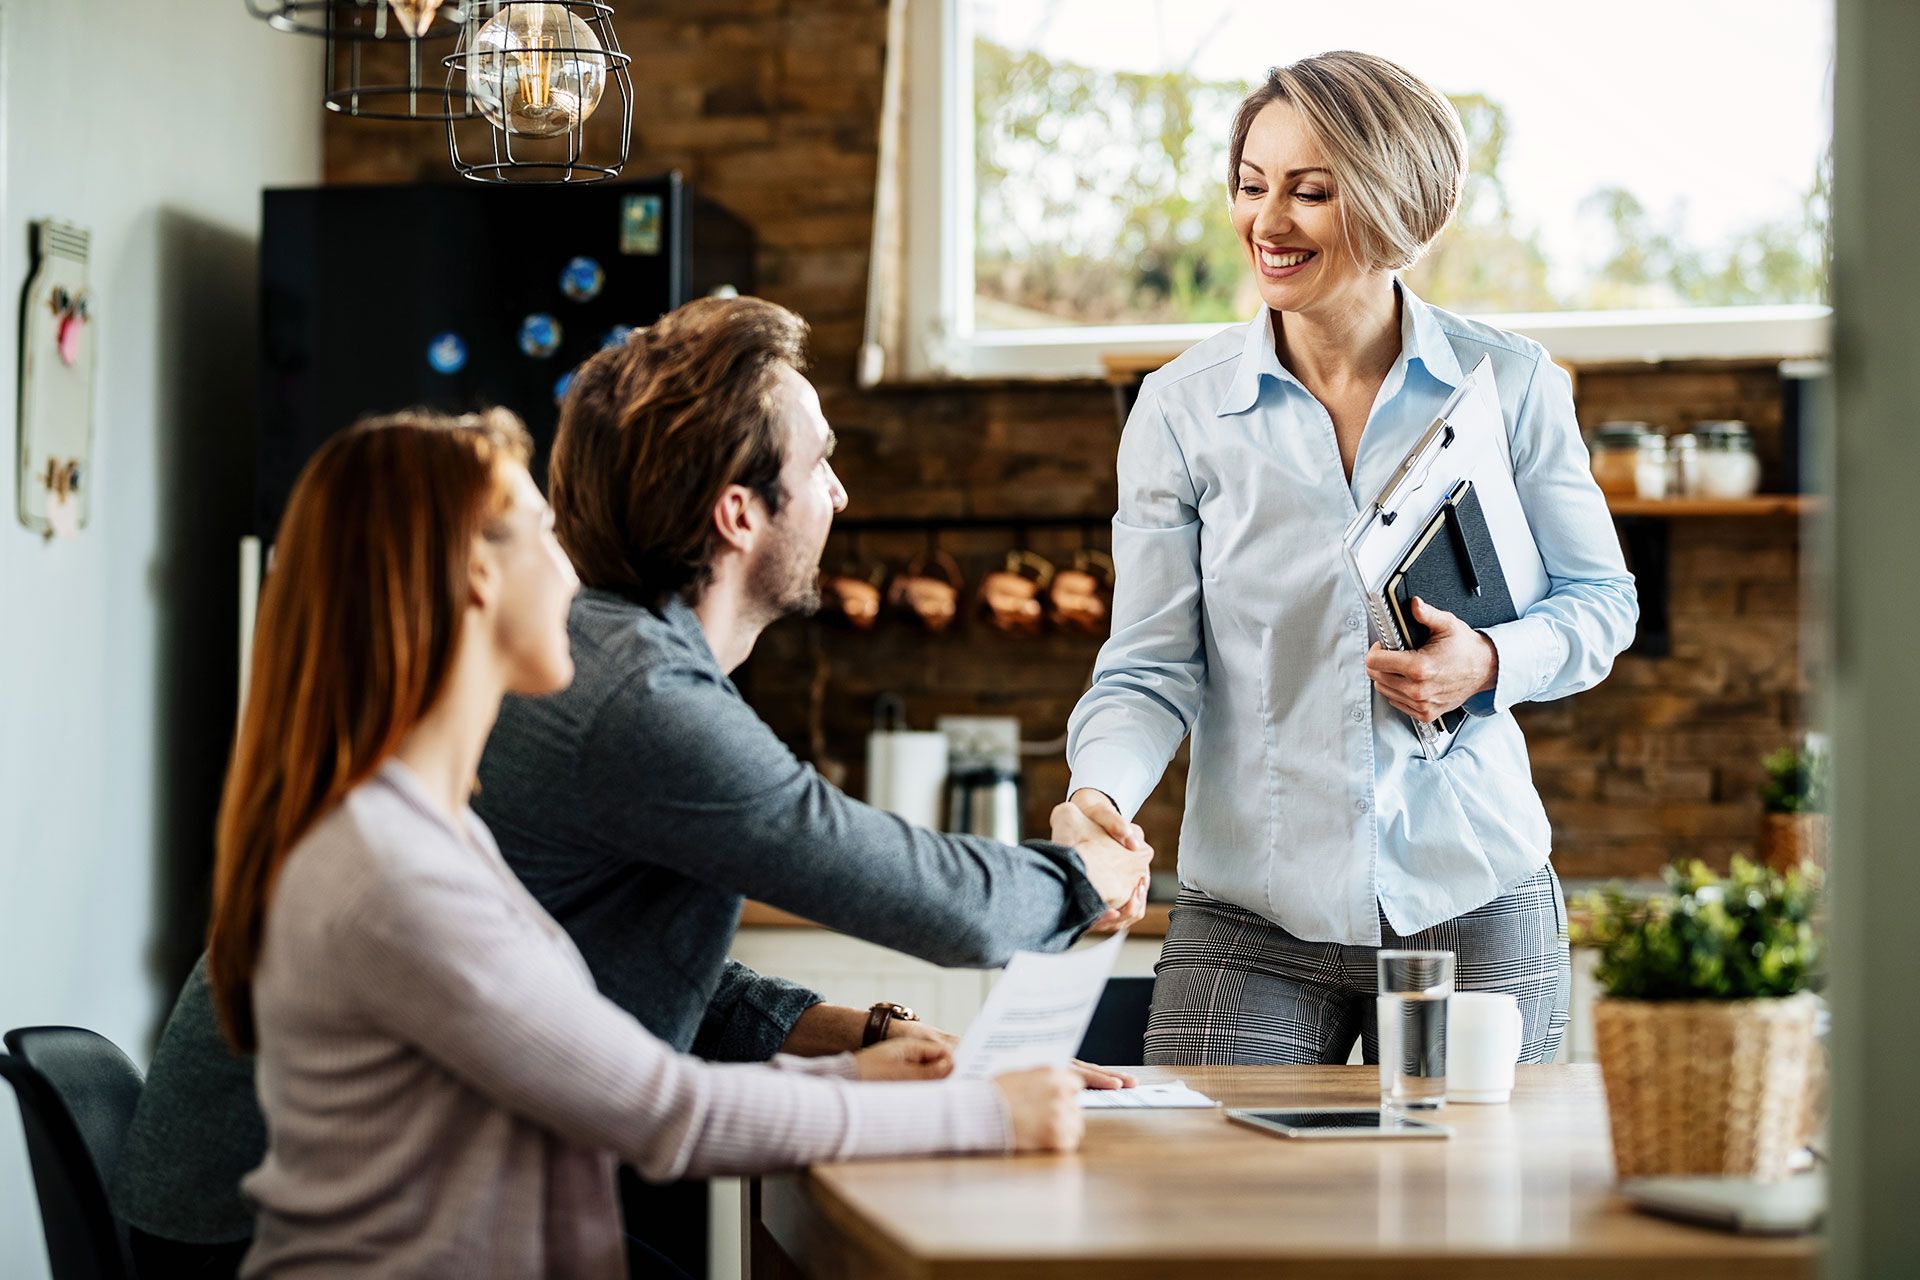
[[518, 313, 562, 359], [601, 323, 634, 350], [559, 256, 605, 303], [620, 194, 662, 255], [17, 221, 97, 539], [427, 331, 468, 375]]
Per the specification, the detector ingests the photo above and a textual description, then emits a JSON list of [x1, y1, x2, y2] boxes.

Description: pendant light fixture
[[247, 1, 482, 123], [443, 2, 633, 184]]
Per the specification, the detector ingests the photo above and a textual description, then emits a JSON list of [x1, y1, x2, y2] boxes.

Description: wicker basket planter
[[1592, 992, 1818, 1181], [1759, 811, 1827, 873]]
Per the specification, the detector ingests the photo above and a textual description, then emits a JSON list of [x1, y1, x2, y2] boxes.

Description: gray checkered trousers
[[1144, 863, 1570, 1066]]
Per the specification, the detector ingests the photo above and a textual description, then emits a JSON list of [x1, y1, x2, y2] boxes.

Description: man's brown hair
[[549, 296, 810, 605]]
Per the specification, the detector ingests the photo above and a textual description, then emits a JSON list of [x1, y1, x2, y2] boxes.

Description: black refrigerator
[[255, 174, 753, 537]]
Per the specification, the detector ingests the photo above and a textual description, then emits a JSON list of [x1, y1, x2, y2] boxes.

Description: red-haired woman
[[205, 410, 1080, 1278]]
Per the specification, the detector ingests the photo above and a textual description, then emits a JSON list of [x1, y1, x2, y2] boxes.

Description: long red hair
[[206, 409, 531, 1051]]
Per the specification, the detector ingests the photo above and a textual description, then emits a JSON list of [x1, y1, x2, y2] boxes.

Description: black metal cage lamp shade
[[247, 0, 484, 123], [443, 1, 633, 185]]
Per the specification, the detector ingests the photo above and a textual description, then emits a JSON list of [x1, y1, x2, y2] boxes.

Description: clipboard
[[1343, 357, 1548, 759]]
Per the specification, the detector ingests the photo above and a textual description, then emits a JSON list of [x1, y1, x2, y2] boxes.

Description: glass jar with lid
[[1589, 421, 1656, 497], [1668, 432, 1701, 497], [1695, 420, 1762, 498], [1634, 433, 1671, 499]]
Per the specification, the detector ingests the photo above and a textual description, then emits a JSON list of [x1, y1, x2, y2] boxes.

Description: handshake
[[1050, 788, 1154, 931]]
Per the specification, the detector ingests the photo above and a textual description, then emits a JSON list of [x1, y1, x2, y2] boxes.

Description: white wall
[[0, 2, 320, 1272]]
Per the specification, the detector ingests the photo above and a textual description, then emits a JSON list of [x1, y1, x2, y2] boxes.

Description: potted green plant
[[1576, 858, 1823, 1181], [1758, 737, 1829, 871]]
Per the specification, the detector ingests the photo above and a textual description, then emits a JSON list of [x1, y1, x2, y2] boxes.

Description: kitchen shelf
[[1606, 494, 1824, 518], [1610, 494, 1821, 657], [831, 513, 1108, 534]]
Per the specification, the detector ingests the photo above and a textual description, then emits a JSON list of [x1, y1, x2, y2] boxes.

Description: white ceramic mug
[[1447, 992, 1523, 1103]]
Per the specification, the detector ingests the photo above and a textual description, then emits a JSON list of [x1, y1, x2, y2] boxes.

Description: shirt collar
[[1215, 307, 1289, 417], [659, 590, 724, 674], [1400, 282, 1465, 389], [1214, 280, 1464, 418], [580, 586, 724, 676]]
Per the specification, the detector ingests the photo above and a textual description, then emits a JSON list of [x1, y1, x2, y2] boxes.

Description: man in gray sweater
[[114, 297, 1150, 1274]]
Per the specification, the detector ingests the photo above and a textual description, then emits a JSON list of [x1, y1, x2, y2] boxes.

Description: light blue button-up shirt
[[1067, 284, 1638, 944]]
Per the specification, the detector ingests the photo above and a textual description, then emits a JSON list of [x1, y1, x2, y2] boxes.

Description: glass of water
[[1377, 950, 1455, 1110]]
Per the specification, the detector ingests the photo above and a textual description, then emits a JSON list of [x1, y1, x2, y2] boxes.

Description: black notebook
[[1384, 480, 1517, 733]]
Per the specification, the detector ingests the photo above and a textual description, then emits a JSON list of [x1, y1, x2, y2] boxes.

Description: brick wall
[[322, 2, 1814, 882]]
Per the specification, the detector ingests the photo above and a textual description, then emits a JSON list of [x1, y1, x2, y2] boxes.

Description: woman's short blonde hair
[[1228, 51, 1468, 273]]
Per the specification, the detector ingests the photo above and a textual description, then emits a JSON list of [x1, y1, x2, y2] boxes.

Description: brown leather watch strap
[[862, 1001, 918, 1047]]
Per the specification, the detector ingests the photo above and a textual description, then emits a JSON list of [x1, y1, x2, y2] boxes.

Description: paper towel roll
[[865, 730, 949, 829]]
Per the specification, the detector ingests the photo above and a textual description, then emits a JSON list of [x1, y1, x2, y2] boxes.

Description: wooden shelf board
[[1606, 494, 1824, 518]]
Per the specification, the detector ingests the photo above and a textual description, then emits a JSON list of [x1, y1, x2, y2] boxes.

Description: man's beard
[[748, 514, 824, 624]]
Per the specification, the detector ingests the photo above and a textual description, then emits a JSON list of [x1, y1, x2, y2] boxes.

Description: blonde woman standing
[[1066, 52, 1637, 1066]]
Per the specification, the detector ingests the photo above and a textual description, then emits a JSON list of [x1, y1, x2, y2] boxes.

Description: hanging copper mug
[[978, 549, 1055, 636], [888, 549, 965, 633], [818, 560, 888, 631], [1048, 548, 1115, 633]]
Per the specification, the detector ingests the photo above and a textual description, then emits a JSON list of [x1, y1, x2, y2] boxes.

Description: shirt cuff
[[692, 964, 826, 1063], [1463, 630, 1501, 718], [1020, 840, 1108, 940], [1066, 745, 1159, 821], [1475, 615, 1563, 715]]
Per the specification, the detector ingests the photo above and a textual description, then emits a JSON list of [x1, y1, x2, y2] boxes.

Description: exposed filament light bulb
[[467, 3, 607, 139]]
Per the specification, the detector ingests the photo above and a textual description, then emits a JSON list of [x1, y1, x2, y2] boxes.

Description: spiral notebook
[[1343, 357, 1548, 758]]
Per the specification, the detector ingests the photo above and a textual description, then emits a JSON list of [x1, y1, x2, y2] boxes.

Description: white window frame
[[898, 0, 1830, 380]]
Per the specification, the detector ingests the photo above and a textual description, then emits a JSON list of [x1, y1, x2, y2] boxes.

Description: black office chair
[[1076, 976, 1156, 1067], [1, 1026, 144, 1280]]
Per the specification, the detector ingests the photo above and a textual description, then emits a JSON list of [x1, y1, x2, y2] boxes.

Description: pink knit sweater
[[240, 762, 1009, 1278]]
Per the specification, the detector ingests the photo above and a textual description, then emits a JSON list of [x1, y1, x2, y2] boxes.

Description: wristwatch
[[862, 1001, 919, 1047]]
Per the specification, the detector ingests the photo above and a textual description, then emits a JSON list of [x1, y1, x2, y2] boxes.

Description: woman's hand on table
[[1364, 597, 1499, 724], [1069, 1060, 1138, 1090], [993, 1066, 1085, 1152]]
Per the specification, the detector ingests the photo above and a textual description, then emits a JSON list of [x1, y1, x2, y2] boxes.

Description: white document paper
[[951, 931, 1126, 1082], [1079, 1081, 1217, 1109]]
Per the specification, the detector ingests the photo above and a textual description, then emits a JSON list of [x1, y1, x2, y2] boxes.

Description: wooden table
[[747, 1065, 1817, 1280]]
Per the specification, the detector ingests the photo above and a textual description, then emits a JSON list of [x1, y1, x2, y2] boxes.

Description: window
[[898, 0, 1832, 378]]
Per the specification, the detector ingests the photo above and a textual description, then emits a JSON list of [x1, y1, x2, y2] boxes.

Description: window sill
[[921, 304, 1830, 381]]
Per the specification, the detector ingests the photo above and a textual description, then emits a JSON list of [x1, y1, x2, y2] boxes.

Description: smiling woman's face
[[1230, 98, 1380, 319]]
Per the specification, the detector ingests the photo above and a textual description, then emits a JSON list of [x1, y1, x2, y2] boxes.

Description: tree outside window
[[972, 3, 1830, 331]]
